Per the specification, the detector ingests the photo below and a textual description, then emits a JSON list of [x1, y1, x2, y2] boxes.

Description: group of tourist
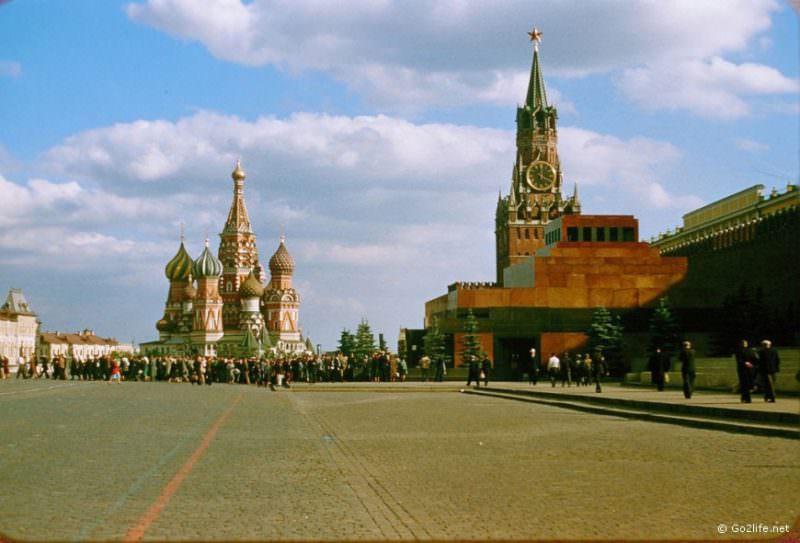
[[647, 339, 783, 402], [537, 350, 608, 392]]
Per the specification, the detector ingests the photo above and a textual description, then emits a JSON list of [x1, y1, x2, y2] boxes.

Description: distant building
[[0, 288, 39, 367], [37, 329, 134, 361], [141, 161, 309, 358]]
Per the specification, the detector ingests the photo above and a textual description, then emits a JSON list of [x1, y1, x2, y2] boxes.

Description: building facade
[[650, 184, 799, 350], [424, 30, 690, 376], [142, 161, 309, 357], [37, 329, 134, 361], [0, 288, 38, 367]]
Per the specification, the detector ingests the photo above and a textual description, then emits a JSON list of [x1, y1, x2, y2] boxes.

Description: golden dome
[[232, 159, 246, 181], [182, 282, 197, 300], [239, 270, 264, 298]]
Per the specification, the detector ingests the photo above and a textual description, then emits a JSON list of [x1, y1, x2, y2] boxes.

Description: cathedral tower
[[263, 236, 301, 348], [218, 160, 263, 329], [191, 239, 224, 349], [157, 237, 193, 338], [495, 28, 580, 284]]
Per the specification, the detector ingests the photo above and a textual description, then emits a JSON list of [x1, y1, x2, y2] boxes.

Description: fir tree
[[378, 333, 387, 352], [423, 316, 447, 368], [353, 319, 376, 361], [588, 307, 626, 376], [647, 297, 682, 357], [460, 309, 483, 364], [338, 329, 356, 358]]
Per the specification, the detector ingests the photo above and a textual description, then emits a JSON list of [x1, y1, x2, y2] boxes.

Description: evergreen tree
[[378, 333, 387, 352], [423, 316, 447, 368], [353, 319, 376, 361], [647, 297, 682, 357], [338, 329, 356, 357], [460, 309, 483, 364], [588, 307, 626, 376]]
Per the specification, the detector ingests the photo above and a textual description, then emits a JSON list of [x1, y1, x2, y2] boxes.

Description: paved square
[[1, 380, 798, 541]]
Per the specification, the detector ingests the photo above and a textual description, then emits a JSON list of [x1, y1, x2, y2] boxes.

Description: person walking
[[547, 353, 560, 387], [528, 347, 539, 385], [434, 356, 446, 382], [758, 340, 780, 403], [648, 346, 671, 392], [480, 354, 491, 388], [590, 351, 606, 393], [419, 355, 430, 382], [678, 341, 696, 399], [734, 339, 757, 403], [397, 357, 408, 382], [466, 356, 480, 387]]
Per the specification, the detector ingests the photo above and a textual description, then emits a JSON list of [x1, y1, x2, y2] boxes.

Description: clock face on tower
[[526, 160, 556, 191]]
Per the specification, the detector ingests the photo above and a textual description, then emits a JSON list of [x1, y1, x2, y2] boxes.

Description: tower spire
[[224, 159, 252, 233], [525, 26, 548, 110]]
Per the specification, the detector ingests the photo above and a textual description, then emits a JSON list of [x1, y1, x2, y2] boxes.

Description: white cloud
[[558, 127, 701, 210], [617, 57, 799, 120], [44, 110, 512, 189], [125, 0, 783, 111], [735, 138, 769, 153], [0, 60, 21, 78]]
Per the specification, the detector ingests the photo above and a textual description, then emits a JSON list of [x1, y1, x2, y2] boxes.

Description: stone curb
[[464, 389, 799, 440], [480, 386, 800, 425]]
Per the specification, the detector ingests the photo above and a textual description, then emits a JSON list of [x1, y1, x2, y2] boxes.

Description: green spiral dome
[[165, 242, 193, 281]]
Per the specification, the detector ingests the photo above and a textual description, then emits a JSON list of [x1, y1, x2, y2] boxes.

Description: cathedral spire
[[224, 159, 252, 234], [525, 27, 548, 110]]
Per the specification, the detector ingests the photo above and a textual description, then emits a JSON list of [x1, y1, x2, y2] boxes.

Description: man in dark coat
[[735, 339, 757, 403], [758, 340, 780, 402], [466, 356, 480, 387], [678, 341, 696, 399], [648, 346, 671, 391]]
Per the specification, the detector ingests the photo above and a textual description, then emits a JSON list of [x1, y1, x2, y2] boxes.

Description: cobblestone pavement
[[1, 379, 798, 541]]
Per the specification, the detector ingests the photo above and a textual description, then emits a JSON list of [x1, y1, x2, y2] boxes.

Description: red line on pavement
[[123, 390, 244, 542]]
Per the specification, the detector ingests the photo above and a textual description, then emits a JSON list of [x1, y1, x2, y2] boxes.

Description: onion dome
[[232, 159, 246, 181], [156, 317, 174, 332], [192, 239, 223, 278], [165, 242, 193, 281], [268, 237, 295, 275], [183, 281, 197, 300], [239, 271, 264, 298]]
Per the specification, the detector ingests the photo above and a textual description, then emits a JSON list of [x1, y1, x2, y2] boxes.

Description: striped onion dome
[[239, 270, 264, 298], [192, 239, 223, 278], [165, 242, 193, 281], [268, 237, 295, 275]]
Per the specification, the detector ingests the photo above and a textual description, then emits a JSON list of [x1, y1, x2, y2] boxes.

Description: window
[[596, 227, 606, 241], [610, 228, 619, 241], [623, 227, 635, 241], [567, 227, 578, 241], [582, 227, 592, 241]]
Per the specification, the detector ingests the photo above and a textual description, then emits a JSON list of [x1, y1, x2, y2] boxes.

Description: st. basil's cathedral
[[141, 161, 309, 357]]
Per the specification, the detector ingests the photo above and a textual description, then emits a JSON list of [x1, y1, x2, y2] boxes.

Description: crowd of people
[[0, 351, 418, 388], [0, 339, 790, 403]]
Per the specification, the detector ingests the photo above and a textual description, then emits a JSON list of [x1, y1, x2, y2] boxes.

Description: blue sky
[[1, 0, 798, 350]]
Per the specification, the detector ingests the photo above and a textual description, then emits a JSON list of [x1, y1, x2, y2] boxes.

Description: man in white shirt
[[547, 353, 560, 387]]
